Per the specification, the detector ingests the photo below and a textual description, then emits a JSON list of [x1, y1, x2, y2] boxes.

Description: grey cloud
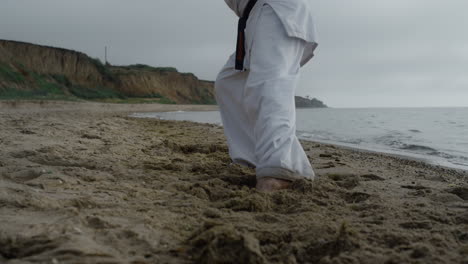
[[1, 0, 467, 107]]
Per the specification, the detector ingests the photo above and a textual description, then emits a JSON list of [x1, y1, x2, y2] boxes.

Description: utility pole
[[104, 46, 108, 65]]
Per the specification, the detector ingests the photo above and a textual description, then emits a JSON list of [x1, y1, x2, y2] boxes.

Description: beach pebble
[[73, 227, 83, 234]]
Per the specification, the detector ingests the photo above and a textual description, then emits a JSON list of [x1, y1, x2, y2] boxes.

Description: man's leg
[[245, 4, 315, 184], [215, 54, 257, 168]]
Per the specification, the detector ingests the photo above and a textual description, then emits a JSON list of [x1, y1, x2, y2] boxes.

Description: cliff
[[0, 39, 326, 107], [111, 65, 215, 104], [0, 40, 215, 104]]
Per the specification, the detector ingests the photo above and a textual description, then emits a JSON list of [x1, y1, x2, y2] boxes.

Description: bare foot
[[256, 177, 292, 192]]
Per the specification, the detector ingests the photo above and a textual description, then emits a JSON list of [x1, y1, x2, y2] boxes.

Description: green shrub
[[29, 72, 64, 95], [0, 88, 39, 99], [142, 93, 163, 98], [90, 58, 117, 82], [155, 67, 178, 73], [127, 64, 153, 70], [181, 72, 196, 78], [199, 98, 217, 105], [0, 63, 25, 83], [158, 96, 176, 104], [126, 64, 178, 73], [51, 74, 72, 87], [192, 88, 216, 105], [69, 85, 125, 99], [0, 87, 69, 100], [190, 97, 217, 105], [38, 80, 63, 95]]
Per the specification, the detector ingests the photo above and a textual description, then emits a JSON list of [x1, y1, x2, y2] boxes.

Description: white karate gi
[[216, 0, 318, 181]]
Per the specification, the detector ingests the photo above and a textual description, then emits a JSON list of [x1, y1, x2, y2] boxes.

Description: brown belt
[[235, 0, 258, 71]]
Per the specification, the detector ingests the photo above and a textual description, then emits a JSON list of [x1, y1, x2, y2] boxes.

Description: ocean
[[132, 107, 468, 171]]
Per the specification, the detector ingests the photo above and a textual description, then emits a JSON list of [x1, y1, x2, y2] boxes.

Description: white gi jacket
[[216, 0, 318, 180], [224, 0, 318, 67]]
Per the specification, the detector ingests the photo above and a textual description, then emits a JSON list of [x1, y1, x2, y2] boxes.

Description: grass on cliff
[[0, 71, 122, 101], [125, 64, 178, 73], [33, 73, 64, 95], [0, 62, 214, 104], [50, 74, 72, 87], [69, 85, 124, 100], [0, 86, 73, 100], [190, 87, 216, 105], [89, 58, 117, 82], [0, 71, 68, 100], [0, 63, 26, 83]]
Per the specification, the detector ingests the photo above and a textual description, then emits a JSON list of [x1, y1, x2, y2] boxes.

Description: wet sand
[[0, 101, 467, 264]]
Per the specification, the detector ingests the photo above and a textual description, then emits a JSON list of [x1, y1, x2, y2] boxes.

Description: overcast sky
[[1, 0, 467, 107]]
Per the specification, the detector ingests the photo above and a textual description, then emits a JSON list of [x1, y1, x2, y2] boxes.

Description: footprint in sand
[[401, 185, 430, 191], [327, 173, 360, 189], [85, 216, 116, 229], [455, 212, 468, 225], [399, 221, 433, 230], [360, 174, 385, 181], [7, 169, 46, 182], [10, 150, 36, 159], [317, 161, 336, 169], [343, 192, 371, 203], [446, 186, 468, 201], [189, 225, 266, 263], [81, 133, 102, 140], [0, 234, 59, 259], [429, 193, 464, 204]]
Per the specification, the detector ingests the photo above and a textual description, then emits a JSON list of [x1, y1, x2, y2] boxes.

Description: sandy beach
[[0, 101, 467, 264]]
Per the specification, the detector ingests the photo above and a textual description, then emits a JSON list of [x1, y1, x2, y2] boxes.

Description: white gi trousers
[[215, 4, 315, 181]]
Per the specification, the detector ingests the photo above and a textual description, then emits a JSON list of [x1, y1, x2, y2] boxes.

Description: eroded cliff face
[[0, 40, 215, 104], [0, 40, 112, 89], [113, 67, 215, 104], [0, 45, 12, 63]]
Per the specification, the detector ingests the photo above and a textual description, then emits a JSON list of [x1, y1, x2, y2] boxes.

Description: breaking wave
[[400, 144, 437, 152]]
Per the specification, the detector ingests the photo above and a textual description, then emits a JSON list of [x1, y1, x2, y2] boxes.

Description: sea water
[[132, 108, 468, 171]]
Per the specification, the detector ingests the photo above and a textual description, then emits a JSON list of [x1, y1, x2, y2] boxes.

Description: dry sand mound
[[0, 101, 467, 264]]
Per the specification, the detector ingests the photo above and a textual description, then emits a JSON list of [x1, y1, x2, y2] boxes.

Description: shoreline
[[1, 100, 467, 263], [131, 109, 468, 173], [302, 138, 468, 174], [5, 100, 465, 173]]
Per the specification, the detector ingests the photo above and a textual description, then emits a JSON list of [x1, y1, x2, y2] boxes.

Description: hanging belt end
[[235, 60, 245, 71]]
